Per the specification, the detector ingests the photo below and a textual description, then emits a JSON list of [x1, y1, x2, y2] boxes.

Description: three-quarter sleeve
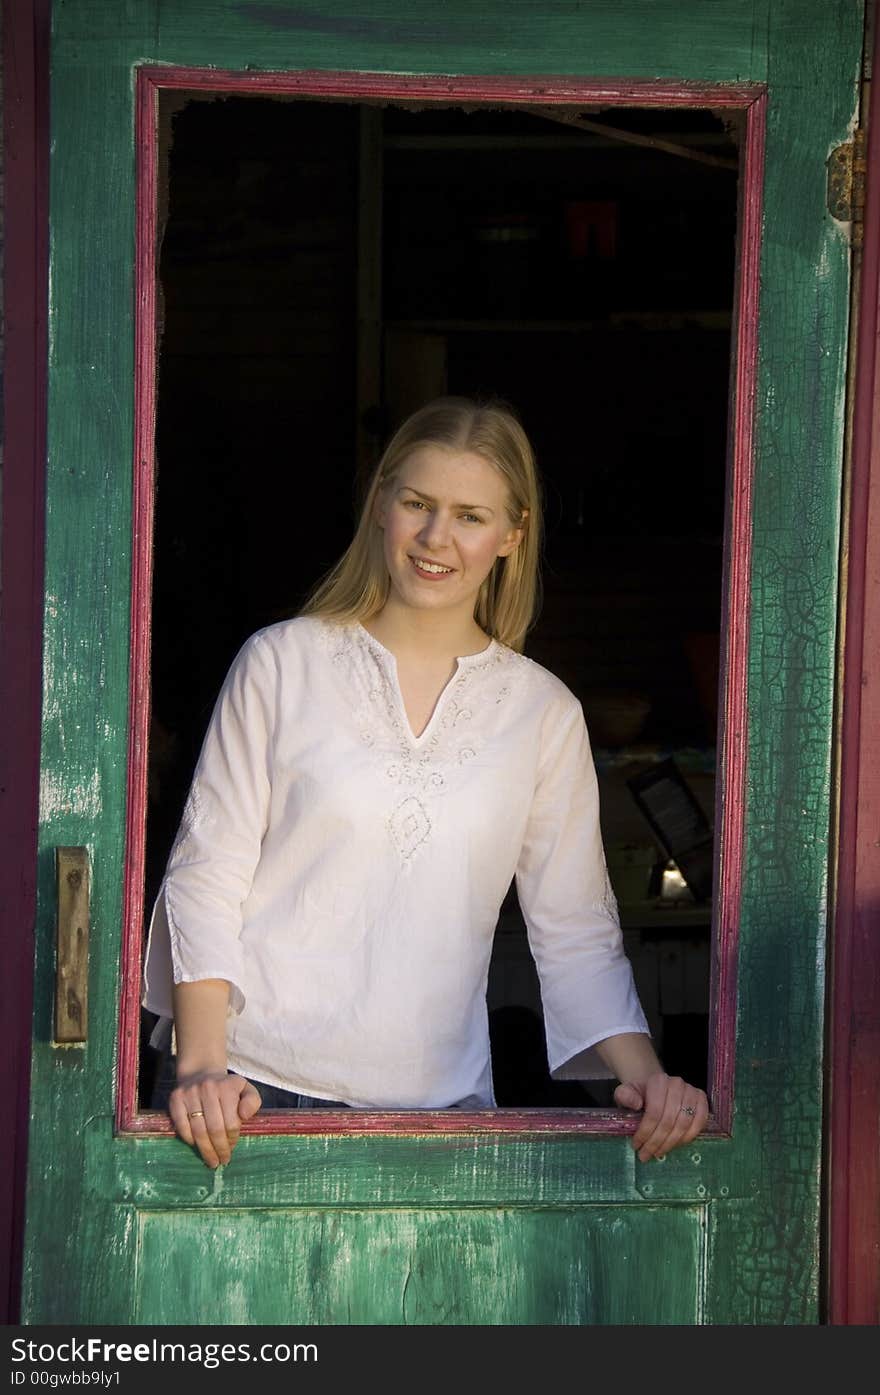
[[515, 695, 650, 1079], [142, 632, 275, 1020]]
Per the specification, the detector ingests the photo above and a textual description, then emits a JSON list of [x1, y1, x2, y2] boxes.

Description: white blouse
[[142, 616, 649, 1108]]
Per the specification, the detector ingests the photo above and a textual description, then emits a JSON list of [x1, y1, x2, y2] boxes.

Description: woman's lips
[[409, 555, 455, 579]]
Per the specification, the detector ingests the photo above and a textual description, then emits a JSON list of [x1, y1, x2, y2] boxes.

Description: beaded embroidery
[[170, 780, 205, 860], [599, 863, 620, 923], [316, 619, 527, 867]]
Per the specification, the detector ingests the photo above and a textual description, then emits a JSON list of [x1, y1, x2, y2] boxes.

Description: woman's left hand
[[614, 1072, 709, 1162]]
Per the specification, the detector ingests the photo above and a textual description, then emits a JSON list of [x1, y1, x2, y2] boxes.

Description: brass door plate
[[55, 847, 89, 1043]]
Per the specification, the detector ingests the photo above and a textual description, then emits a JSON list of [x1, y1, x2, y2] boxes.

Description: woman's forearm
[[172, 978, 231, 1081], [594, 1031, 663, 1086]]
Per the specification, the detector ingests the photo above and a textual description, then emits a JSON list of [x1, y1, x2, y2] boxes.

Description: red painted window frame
[[117, 67, 766, 1139]]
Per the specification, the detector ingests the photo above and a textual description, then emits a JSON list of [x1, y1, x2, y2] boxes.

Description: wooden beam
[[355, 106, 383, 499]]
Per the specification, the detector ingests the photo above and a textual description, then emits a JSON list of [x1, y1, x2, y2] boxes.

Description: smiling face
[[375, 444, 524, 629]]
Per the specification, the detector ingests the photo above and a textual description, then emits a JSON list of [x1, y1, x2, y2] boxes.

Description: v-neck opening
[[405, 659, 461, 744], [355, 623, 496, 745]]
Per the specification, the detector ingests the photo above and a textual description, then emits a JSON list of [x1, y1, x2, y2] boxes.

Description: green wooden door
[[24, 0, 863, 1324]]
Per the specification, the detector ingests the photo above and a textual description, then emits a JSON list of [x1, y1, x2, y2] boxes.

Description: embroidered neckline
[[315, 618, 526, 867], [354, 623, 501, 745]]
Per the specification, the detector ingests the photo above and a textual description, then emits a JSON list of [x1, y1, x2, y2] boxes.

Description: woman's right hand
[[168, 1068, 263, 1169], [169, 979, 261, 1168]]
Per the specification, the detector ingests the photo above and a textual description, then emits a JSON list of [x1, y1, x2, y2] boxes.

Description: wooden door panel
[[25, 0, 864, 1325], [135, 1207, 705, 1324], [88, 1124, 741, 1209]]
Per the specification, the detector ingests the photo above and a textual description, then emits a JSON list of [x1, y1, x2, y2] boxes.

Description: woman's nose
[[418, 509, 452, 547]]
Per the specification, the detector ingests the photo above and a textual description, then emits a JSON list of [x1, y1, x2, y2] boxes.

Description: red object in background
[[564, 199, 618, 259]]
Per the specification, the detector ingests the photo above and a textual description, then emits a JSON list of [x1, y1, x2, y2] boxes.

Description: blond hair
[[301, 397, 542, 651]]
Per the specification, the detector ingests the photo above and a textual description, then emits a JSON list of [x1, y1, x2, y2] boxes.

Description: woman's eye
[[461, 513, 482, 524], [405, 499, 427, 511]]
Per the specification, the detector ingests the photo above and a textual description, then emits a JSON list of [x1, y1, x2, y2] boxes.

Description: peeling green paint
[[25, 0, 863, 1325]]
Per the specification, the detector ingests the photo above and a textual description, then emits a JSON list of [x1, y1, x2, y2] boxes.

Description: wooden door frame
[[827, 0, 880, 1328], [0, 0, 49, 1327], [1, 0, 876, 1326]]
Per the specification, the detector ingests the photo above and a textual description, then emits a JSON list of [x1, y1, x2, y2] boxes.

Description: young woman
[[143, 396, 709, 1169]]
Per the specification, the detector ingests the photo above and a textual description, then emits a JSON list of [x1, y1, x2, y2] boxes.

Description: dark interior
[[141, 94, 739, 1108]]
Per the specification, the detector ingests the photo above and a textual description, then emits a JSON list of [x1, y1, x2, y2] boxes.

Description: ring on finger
[[680, 1105, 696, 1117], [188, 1109, 205, 1119]]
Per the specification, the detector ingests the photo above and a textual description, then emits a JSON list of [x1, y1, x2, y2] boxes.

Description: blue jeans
[[245, 1079, 349, 1109], [150, 1053, 349, 1109]]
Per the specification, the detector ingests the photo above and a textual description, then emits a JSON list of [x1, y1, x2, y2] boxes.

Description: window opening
[[139, 93, 739, 1117]]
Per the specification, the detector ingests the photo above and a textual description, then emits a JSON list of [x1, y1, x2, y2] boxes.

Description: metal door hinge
[[828, 130, 867, 245]]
